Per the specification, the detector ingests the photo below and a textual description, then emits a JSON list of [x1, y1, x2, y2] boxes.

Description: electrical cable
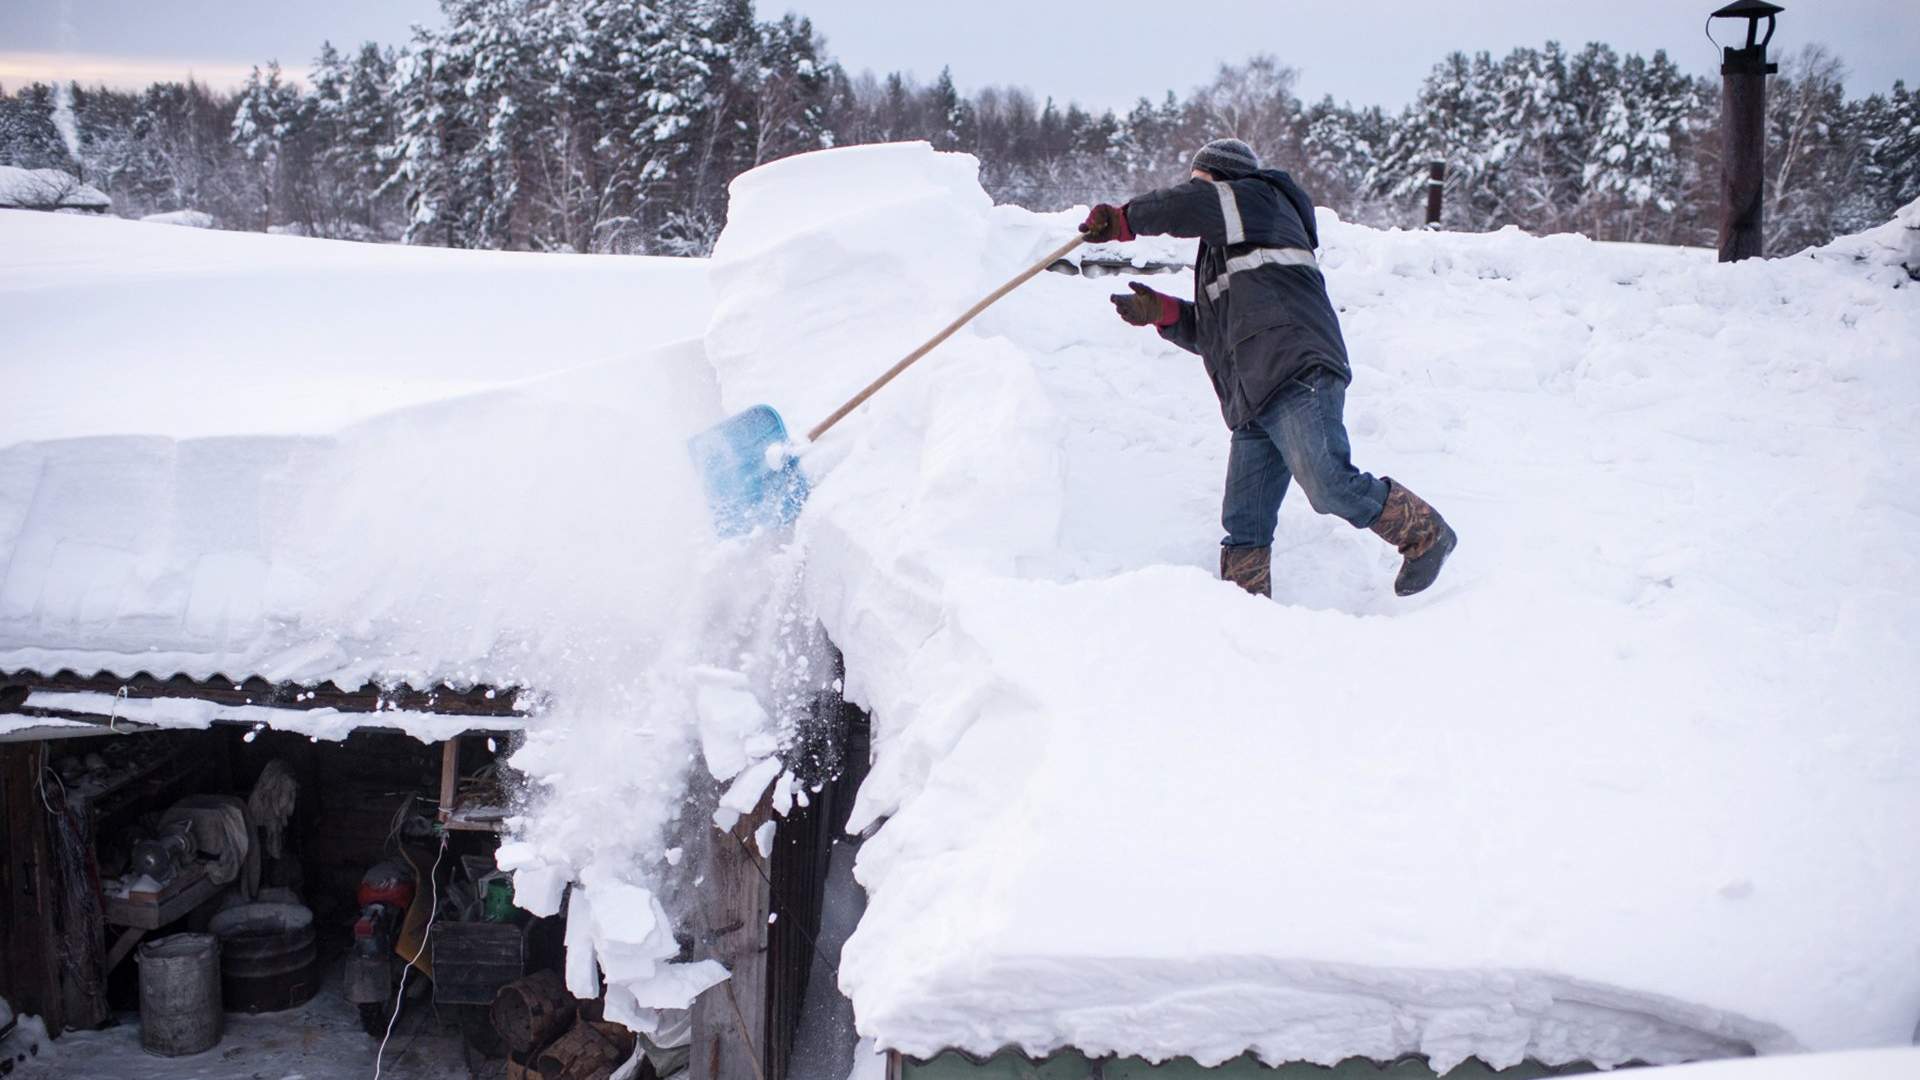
[[374, 830, 447, 1080], [730, 830, 841, 979]]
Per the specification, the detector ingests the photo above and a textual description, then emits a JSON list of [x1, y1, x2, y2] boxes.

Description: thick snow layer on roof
[[0, 209, 711, 443], [0, 166, 109, 210], [702, 144, 1920, 1071], [1, 207, 750, 1023], [0, 208, 718, 691]]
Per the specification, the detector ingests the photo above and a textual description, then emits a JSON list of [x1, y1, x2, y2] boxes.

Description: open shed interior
[[0, 719, 547, 1078], [0, 673, 867, 1080]]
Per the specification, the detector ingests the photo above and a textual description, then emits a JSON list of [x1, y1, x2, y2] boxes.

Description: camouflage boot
[[1369, 479, 1457, 597], [1220, 545, 1271, 598]]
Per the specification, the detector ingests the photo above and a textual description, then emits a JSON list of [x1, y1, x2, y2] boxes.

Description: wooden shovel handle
[[805, 232, 1090, 442]]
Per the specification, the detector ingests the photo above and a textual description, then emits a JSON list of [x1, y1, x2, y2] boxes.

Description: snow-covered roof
[[6, 147, 1918, 1074], [703, 145, 1920, 1072], [0, 209, 716, 718], [0, 668, 528, 744], [0, 166, 109, 210]]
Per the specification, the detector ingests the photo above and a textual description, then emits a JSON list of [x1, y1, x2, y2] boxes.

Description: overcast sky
[[2, 0, 1914, 109]]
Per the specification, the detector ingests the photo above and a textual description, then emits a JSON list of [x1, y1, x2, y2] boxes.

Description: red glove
[[1110, 281, 1180, 327], [1079, 203, 1134, 243]]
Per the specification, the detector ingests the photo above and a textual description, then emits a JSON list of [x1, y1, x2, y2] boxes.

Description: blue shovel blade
[[688, 404, 810, 537]]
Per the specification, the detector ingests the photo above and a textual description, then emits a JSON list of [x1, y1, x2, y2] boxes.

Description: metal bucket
[[208, 901, 318, 1012], [137, 932, 222, 1056]]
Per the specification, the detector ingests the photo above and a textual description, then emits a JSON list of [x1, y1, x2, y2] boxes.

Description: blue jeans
[[1222, 369, 1388, 548]]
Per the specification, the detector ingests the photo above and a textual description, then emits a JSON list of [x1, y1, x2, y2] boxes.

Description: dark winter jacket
[[1125, 169, 1351, 428]]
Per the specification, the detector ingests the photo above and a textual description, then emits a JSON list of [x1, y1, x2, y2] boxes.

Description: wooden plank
[[692, 804, 773, 1080], [43, 761, 111, 1028], [0, 744, 65, 1033], [103, 926, 146, 974], [102, 862, 220, 930], [437, 735, 460, 827]]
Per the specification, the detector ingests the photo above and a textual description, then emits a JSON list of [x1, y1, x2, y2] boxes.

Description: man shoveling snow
[[1082, 138, 1457, 598]]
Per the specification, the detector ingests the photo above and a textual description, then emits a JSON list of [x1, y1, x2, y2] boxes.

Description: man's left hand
[[1110, 281, 1179, 327]]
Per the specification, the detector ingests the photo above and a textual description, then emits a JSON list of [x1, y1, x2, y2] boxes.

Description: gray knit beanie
[[1191, 138, 1260, 179]]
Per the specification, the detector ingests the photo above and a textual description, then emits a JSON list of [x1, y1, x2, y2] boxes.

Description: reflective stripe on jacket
[[1124, 169, 1352, 429]]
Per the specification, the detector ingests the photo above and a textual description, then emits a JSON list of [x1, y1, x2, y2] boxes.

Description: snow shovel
[[690, 231, 1090, 535]]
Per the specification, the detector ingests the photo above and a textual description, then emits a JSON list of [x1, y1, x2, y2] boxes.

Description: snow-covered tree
[[1301, 97, 1395, 226], [231, 61, 315, 230], [1584, 51, 1702, 239], [0, 84, 75, 171], [1374, 51, 1503, 228], [1187, 55, 1304, 172], [923, 67, 970, 151], [1766, 45, 1861, 254]]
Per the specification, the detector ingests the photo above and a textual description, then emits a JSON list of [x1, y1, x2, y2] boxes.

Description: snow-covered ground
[[5, 142, 1918, 1076], [0, 972, 476, 1080]]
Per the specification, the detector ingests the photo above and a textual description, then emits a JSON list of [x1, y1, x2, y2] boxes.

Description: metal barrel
[[208, 902, 319, 1013], [137, 932, 222, 1056]]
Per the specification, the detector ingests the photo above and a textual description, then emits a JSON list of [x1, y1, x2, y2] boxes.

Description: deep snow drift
[[703, 145, 1920, 1071]]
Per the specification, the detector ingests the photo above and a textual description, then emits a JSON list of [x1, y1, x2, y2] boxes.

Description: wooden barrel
[[491, 969, 577, 1056], [137, 933, 222, 1056], [208, 901, 318, 1012]]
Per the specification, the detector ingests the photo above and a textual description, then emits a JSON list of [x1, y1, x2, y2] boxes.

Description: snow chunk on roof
[[705, 144, 1920, 1069]]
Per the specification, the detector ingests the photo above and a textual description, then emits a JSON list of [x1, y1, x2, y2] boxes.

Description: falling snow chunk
[[692, 665, 772, 782], [713, 756, 783, 832], [754, 820, 777, 859]]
